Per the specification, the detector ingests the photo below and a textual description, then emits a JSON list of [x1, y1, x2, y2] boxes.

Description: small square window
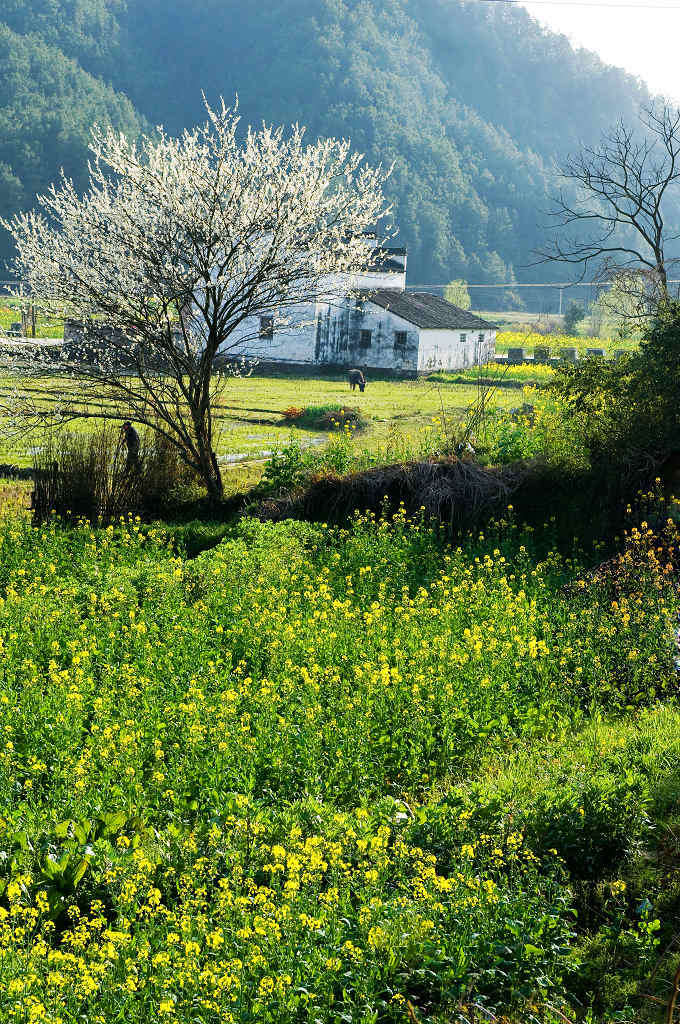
[[460, 332, 467, 343], [360, 329, 372, 348], [394, 331, 407, 350], [478, 332, 484, 344], [259, 315, 274, 340]]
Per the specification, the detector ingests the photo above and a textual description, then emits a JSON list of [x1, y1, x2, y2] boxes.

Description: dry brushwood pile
[[256, 456, 531, 532]]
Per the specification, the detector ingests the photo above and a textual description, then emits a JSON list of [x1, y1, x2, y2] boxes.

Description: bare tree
[[538, 102, 680, 305], [1, 100, 391, 499]]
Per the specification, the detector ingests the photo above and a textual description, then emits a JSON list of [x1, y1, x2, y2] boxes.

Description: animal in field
[[348, 368, 366, 392]]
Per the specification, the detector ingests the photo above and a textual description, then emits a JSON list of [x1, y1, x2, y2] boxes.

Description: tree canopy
[[3, 103, 390, 498]]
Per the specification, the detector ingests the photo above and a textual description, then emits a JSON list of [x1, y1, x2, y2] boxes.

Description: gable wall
[[417, 329, 496, 371]]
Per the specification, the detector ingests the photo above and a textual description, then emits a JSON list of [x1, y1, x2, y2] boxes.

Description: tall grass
[[31, 423, 199, 521]]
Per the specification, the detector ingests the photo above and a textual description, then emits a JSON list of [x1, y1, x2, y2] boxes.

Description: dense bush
[[282, 404, 365, 431], [480, 392, 589, 470], [552, 301, 680, 473]]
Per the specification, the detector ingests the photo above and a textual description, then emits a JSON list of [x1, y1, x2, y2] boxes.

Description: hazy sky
[[519, 0, 680, 103]]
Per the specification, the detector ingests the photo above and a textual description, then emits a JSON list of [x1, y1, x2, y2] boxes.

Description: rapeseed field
[[0, 508, 677, 1022]]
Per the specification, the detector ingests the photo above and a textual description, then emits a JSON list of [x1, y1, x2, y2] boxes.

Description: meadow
[[0, 301, 64, 340], [0, 503, 679, 1023], [0, 335, 676, 1022], [0, 371, 523, 479]]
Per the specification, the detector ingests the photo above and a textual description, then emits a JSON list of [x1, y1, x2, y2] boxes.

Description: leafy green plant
[[281, 404, 365, 430]]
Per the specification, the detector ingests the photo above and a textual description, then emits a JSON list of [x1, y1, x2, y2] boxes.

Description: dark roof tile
[[358, 290, 497, 330]]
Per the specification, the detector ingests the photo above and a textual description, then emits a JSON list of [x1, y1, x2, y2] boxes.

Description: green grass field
[[0, 300, 64, 339], [0, 372, 523, 483]]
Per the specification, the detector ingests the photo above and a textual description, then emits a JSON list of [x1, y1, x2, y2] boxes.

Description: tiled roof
[[368, 257, 407, 273], [358, 289, 497, 330]]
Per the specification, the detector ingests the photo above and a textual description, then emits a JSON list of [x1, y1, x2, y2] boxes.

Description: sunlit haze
[[520, 0, 680, 104]]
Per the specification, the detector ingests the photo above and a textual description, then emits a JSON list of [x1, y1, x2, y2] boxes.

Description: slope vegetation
[[0, 0, 658, 289]]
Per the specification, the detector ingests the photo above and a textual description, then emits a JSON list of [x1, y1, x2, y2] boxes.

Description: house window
[[394, 330, 407, 350], [478, 332, 485, 344], [460, 332, 467, 343], [259, 315, 274, 340], [360, 329, 372, 348]]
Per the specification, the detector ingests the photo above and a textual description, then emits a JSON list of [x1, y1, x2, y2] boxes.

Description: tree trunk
[[208, 449, 224, 500], [195, 429, 223, 500]]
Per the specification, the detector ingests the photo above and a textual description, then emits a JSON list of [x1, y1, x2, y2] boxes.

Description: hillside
[[0, 0, 660, 296]]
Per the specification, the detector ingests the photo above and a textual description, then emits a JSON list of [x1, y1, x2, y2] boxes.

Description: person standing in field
[[122, 421, 141, 473]]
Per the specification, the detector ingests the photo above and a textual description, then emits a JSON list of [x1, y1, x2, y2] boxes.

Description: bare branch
[[536, 101, 680, 302]]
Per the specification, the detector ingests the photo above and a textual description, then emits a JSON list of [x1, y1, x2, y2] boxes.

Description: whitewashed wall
[[314, 299, 419, 371], [417, 329, 496, 371], [222, 299, 317, 363], [223, 295, 495, 373]]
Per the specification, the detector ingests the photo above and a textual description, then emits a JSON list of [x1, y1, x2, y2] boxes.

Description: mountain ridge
[[0, 0, 661, 300]]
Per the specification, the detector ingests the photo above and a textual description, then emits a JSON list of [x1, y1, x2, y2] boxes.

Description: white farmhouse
[[231, 248, 496, 374]]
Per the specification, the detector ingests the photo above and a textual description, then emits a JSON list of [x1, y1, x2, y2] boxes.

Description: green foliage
[[0, 20, 146, 270], [258, 411, 471, 496], [259, 435, 308, 493], [282, 403, 365, 430], [563, 301, 586, 334], [524, 774, 650, 882], [0, 508, 677, 1020], [259, 426, 370, 494], [444, 279, 471, 309], [0, 0, 659, 292], [481, 391, 590, 470], [553, 301, 680, 467]]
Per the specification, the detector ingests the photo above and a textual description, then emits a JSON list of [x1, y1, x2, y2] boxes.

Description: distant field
[[0, 371, 521, 487], [0, 300, 64, 339], [494, 329, 637, 356]]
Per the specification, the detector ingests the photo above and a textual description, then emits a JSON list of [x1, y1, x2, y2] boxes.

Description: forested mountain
[[0, 0, 661, 299]]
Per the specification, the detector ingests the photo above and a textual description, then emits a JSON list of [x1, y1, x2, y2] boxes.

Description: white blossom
[[1, 99, 391, 497]]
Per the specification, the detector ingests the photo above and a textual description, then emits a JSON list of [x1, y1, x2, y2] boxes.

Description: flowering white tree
[[2, 101, 391, 498]]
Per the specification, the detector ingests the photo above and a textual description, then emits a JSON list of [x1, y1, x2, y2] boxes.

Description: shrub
[[552, 301, 680, 476], [258, 436, 308, 493], [524, 774, 651, 882], [281, 403, 365, 430], [31, 423, 200, 521]]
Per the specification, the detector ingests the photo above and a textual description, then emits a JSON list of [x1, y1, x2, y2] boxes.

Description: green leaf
[[54, 820, 73, 840], [71, 857, 90, 887]]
